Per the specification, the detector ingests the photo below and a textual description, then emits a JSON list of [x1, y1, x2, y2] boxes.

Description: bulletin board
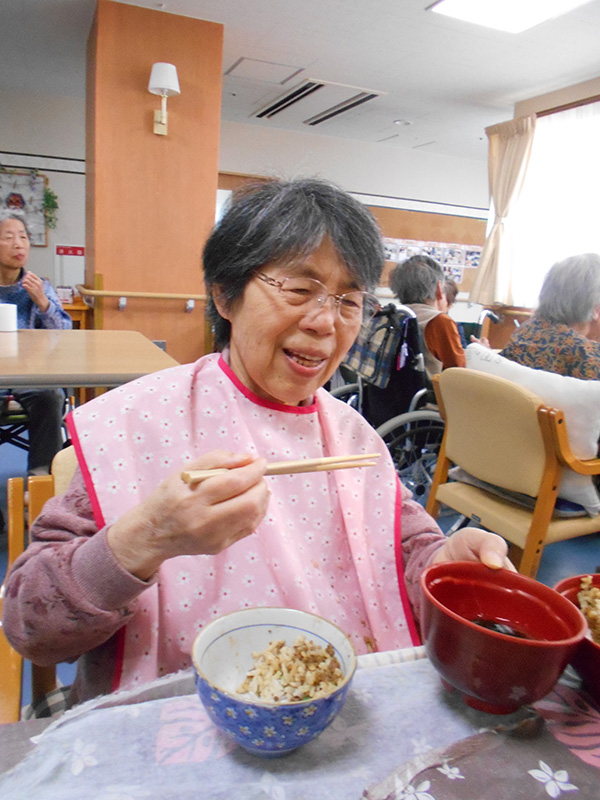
[[217, 173, 488, 293], [382, 236, 482, 286], [0, 168, 47, 246], [368, 205, 487, 294]]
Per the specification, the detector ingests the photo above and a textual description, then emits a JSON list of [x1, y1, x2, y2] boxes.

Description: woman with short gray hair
[[0, 211, 72, 475], [389, 255, 466, 379], [3, 177, 512, 708], [502, 253, 600, 379]]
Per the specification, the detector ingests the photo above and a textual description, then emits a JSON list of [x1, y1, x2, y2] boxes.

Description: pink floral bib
[[69, 353, 417, 691]]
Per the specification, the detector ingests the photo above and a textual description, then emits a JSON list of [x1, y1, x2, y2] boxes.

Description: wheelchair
[[0, 395, 31, 452], [0, 392, 73, 457], [331, 304, 445, 505]]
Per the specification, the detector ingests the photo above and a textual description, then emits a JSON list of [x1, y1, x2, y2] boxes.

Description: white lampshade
[[148, 62, 180, 97]]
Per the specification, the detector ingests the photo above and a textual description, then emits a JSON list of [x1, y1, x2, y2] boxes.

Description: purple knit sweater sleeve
[[399, 481, 446, 624], [2, 466, 445, 684], [1, 466, 151, 667]]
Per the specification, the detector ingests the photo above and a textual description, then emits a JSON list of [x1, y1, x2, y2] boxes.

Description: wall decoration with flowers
[[0, 167, 57, 246]]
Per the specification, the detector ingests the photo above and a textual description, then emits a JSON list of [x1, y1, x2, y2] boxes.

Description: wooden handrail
[[76, 285, 207, 301], [489, 305, 533, 318]]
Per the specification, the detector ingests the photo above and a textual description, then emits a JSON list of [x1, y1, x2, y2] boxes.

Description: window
[[500, 101, 600, 307]]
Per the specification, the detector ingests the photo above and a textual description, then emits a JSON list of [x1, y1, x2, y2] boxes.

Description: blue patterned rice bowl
[[191, 607, 357, 757]]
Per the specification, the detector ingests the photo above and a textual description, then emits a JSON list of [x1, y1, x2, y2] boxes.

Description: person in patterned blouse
[[502, 253, 600, 380]]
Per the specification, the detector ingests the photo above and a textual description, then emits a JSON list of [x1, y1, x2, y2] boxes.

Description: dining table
[[0, 329, 179, 396], [0, 646, 597, 799]]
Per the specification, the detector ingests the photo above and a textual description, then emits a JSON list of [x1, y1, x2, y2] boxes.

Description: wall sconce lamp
[[148, 62, 180, 136]]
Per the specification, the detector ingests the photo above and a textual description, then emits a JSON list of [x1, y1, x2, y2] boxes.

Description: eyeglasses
[[255, 272, 379, 324]]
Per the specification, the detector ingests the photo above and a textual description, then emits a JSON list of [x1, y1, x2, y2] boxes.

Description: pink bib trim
[[111, 627, 126, 693], [393, 478, 421, 646], [67, 410, 106, 530], [218, 355, 317, 414]]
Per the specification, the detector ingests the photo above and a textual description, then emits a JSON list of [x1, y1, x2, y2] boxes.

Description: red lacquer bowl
[[553, 573, 600, 706], [420, 562, 587, 714]]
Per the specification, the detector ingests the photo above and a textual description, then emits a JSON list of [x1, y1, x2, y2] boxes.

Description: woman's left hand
[[432, 527, 516, 571], [21, 271, 50, 313]]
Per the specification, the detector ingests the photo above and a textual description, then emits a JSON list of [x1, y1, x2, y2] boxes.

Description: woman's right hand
[[106, 451, 269, 580]]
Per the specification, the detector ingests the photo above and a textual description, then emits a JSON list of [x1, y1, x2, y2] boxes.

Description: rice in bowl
[[577, 575, 600, 644], [236, 635, 344, 702]]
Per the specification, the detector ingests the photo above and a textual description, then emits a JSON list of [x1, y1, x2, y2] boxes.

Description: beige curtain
[[470, 116, 536, 305]]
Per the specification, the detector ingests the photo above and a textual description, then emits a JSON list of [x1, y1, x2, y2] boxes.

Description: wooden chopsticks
[[181, 453, 380, 485]]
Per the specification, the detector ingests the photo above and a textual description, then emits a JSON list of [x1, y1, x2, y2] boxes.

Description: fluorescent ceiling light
[[428, 0, 592, 34]]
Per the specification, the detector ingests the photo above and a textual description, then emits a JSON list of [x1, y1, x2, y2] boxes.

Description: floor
[[1, 440, 600, 708]]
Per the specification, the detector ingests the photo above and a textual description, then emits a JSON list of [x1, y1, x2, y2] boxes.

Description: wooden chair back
[[0, 446, 77, 723], [427, 369, 600, 577]]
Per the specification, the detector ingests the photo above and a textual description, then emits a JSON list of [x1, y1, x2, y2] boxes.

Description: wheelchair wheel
[[329, 382, 361, 411], [375, 410, 445, 505]]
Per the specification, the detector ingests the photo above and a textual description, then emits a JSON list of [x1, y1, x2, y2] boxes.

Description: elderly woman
[[0, 211, 72, 475], [502, 253, 600, 378], [390, 255, 466, 379], [2, 178, 511, 707]]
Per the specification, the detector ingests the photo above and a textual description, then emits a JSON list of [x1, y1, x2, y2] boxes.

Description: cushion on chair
[[466, 343, 600, 516], [447, 466, 587, 518]]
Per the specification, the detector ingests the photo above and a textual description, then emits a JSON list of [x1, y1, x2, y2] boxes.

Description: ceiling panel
[[2, 0, 600, 161]]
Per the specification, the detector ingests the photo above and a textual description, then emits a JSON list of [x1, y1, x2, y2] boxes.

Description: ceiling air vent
[[253, 79, 384, 127], [255, 80, 324, 118]]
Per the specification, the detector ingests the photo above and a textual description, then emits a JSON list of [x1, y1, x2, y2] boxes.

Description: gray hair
[[203, 178, 385, 349], [536, 253, 600, 325], [389, 255, 444, 304], [0, 210, 30, 236]]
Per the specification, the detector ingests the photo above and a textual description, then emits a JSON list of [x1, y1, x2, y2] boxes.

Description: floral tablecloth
[[0, 647, 598, 800]]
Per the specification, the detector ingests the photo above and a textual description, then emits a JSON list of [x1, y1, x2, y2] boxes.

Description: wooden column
[[86, 1, 223, 363]]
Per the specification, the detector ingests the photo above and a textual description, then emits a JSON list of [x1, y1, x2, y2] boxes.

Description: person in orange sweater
[[390, 255, 465, 380]]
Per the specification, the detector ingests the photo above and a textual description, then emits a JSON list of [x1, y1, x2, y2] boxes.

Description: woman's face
[[0, 218, 30, 278], [215, 238, 364, 406]]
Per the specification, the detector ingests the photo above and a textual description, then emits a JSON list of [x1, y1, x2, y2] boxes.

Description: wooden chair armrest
[[538, 406, 600, 476], [0, 621, 22, 724]]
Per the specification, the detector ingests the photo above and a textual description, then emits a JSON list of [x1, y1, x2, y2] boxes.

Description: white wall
[[219, 120, 489, 211], [0, 87, 489, 286]]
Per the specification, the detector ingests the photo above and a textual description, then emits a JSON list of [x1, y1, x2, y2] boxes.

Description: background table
[[0, 330, 179, 394], [61, 298, 92, 330]]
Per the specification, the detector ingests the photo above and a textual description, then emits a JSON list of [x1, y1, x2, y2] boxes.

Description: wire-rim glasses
[[255, 272, 379, 324]]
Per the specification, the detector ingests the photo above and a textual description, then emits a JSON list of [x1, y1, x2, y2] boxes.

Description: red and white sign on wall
[[56, 245, 85, 257], [55, 245, 85, 290]]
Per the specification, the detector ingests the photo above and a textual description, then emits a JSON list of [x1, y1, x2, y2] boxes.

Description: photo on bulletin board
[[464, 247, 482, 268], [445, 265, 464, 283], [383, 238, 399, 262], [396, 240, 423, 262], [0, 169, 47, 246], [443, 246, 465, 266], [421, 244, 444, 263]]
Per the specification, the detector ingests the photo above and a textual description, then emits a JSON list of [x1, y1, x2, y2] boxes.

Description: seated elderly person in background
[[390, 255, 466, 379], [444, 277, 468, 349], [2, 178, 511, 709], [0, 211, 72, 476], [502, 253, 600, 379]]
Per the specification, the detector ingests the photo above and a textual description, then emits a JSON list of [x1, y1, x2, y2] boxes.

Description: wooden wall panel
[[368, 206, 486, 293], [87, 1, 223, 363], [218, 174, 487, 294]]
